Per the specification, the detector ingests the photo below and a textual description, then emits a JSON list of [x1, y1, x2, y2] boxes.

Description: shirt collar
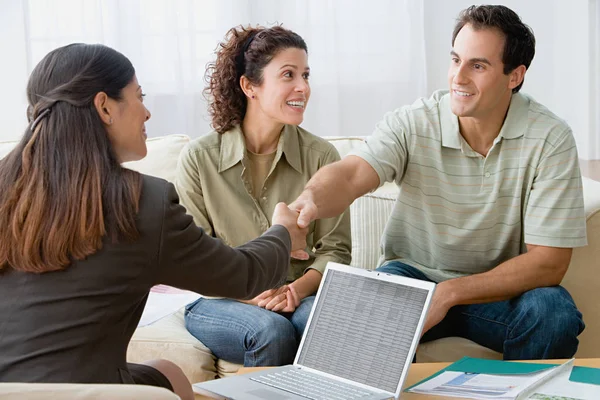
[[497, 92, 529, 140], [439, 90, 530, 150], [280, 124, 302, 174], [218, 124, 302, 174], [439, 91, 462, 149], [218, 125, 246, 173]]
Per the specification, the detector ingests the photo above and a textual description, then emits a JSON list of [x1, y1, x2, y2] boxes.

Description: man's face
[[447, 24, 517, 120]]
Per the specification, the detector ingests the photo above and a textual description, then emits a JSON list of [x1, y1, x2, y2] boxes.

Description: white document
[[138, 286, 199, 327], [528, 362, 600, 400], [408, 360, 574, 400]]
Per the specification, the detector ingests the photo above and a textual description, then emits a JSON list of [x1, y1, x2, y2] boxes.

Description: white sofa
[[2, 134, 600, 391]]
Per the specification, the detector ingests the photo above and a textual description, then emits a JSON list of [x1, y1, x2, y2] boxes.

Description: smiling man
[[290, 5, 587, 360]]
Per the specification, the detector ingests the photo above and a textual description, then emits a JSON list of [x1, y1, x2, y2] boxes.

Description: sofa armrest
[[561, 176, 600, 358], [349, 190, 397, 270]]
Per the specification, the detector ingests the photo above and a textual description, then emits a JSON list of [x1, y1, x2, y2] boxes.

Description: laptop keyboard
[[250, 368, 374, 400]]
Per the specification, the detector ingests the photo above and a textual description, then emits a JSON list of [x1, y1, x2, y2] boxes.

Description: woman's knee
[[250, 313, 296, 346], [246, 315, 298, 366], [143, 359, 194, 400]]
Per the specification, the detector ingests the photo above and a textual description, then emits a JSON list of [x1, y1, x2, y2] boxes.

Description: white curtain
[[1, 0, 427, 141]]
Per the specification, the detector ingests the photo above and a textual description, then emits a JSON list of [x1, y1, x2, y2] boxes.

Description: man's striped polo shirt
[[350, 90, 587, 282]]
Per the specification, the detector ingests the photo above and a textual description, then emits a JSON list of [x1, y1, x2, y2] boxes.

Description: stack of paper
[[407, 357, 600, 400], [138, 285, 199, 327], [531, 364, 600, 400]]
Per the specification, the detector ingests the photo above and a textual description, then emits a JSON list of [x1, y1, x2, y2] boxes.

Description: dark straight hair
[[0, 43, 143, 273], [452, 5, 536, 93]]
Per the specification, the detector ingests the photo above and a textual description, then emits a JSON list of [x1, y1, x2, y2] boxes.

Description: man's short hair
[[452, 5, 536, 93]]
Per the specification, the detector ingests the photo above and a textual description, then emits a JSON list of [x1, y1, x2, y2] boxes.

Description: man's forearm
[[298, 164, 357, 220], [439, 246, 572, 309], [295, 156, 380, 221]]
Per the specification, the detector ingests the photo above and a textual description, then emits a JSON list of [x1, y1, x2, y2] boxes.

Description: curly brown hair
[[205, 25, 308, 134]]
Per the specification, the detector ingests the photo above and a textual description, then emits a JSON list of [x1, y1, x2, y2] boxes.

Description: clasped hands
[[272, 201, 320, 261], [257, 201, 317, 313], [271, 199, 318, 261], [244, 284, 301, 313]]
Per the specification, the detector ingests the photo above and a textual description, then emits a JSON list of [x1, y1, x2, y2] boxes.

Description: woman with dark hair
[[177, 25, 351, 367], [0, 43, 307, 400]]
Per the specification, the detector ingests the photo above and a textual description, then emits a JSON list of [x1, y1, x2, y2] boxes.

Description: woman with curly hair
[[0, 43, 308, 399], [176, 25, 351, 367]]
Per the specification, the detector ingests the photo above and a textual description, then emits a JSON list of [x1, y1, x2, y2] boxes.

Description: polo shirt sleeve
[[524, 130, 587, 248], [348, 108, 411, 188]]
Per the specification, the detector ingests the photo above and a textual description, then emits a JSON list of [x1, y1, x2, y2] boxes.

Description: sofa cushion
[[216, 359, 243, 378], [561, 176, 600, 358], [127, 308, 217, 383], [122, 134, 189, 183], [349, 192, 396, 270], [0, 141, 18, 160], [0, 135, 190, 184], [327, 136, 365, 157], [0, 383, 179, 400], [328, 136, 400, 270], [416, 337, 502, 362]]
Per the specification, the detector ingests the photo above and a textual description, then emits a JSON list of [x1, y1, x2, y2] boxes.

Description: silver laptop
[[193, 262, 435, 400]]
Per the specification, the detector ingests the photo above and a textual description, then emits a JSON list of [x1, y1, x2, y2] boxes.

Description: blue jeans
[[376, 261, 585, 360], [184, 296, 315, 367]]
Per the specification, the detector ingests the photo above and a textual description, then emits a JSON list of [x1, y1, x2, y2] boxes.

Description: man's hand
[[421, 282, 454, 336], [272, 202, 309, 260], [287, 199, 318, 259], [288, 198, 318, 230]]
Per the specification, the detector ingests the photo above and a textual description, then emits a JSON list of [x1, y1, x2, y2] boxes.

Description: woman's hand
[[269, 285, 301, 313], [240, 286, 287, 307], [241, 285, 301, 313]]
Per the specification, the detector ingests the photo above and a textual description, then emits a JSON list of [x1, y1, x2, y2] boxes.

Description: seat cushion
[[127, 308, 217, 383], [0, 141, 18, 160], [416, 337, 502, 362], [216, 359, 242, 378], [122, 134, 189, 183], [0, 383, 179, 400]]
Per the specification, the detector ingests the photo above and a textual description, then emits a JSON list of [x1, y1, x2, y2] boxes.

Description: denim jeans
[[184, 296, 315, 367], [376, 261, 585, 360]]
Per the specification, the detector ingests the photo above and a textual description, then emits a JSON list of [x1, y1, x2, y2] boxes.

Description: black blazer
[[0, 175, 290, 383]]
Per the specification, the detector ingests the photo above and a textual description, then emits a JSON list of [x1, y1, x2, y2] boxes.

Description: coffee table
[[194, 358, 600, 399]]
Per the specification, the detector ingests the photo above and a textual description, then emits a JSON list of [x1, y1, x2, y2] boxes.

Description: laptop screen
[[296, 268, 430, 393]]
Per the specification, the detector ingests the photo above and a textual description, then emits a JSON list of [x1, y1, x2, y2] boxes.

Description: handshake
[[271, 199, 318, 261], [241, 200, 319, 313]]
